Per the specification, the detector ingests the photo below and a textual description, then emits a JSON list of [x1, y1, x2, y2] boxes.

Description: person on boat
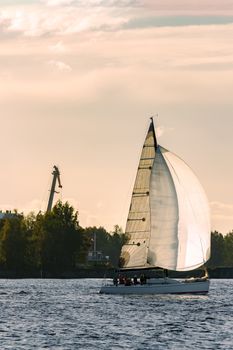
[[133, 275, 138, 285], [125, 277, 132, 286], [119, 275, 124, 284], [113, 276, 118, 286], [140, 274, 147, 285]]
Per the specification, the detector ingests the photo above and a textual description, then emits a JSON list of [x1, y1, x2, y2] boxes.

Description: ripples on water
[[0, 279, 232, 349]]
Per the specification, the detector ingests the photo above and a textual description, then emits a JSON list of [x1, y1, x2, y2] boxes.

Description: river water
[[0, 279, 232, 349]]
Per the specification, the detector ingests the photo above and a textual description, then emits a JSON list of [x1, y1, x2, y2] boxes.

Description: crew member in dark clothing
[[113, 276, 118, 286], [140, 274, 147, 285]]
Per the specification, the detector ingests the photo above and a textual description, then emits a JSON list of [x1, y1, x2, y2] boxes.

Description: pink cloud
[[144, 0, 233, 14], [47, 60, 72, 72]]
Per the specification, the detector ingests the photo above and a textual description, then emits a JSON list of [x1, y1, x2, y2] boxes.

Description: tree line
[[0, 201, 128, 275], [207, 231, 233, 268], [0, 202, 232, 275]]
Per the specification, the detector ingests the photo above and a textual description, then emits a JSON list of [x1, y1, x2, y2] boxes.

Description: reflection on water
[[0, 279, 232, 349]]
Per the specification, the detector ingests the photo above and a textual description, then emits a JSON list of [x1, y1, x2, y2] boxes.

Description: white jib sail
[[149, 146, 211, 271], [121, 122, 211, 271]]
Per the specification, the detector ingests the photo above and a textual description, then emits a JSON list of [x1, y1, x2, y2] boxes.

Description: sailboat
[[100, 118, 211, 295]]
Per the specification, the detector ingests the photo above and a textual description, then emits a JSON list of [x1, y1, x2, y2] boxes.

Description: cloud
[[144, 0, 233, 15], [210, 201, 233, 234], [210, 201, 233, 220], [41, 0, 142, 7], [61, 197, 103, 227], [1, 2, 233, 106], [21, 199, 47, 214], [47, 60, 72, 72], [49, 41, 67, 53], [0, 199, 46, 215], [123, 16, 233, 30], [42, 0, 74, 6], [156, 125, 174, 138], [156, 126, 165, 138], [0, 5, 128, 37], [1, 1, 233, 41]]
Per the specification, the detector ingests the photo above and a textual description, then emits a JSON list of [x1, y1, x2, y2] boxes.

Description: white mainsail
[[121, 120, 211, 272]]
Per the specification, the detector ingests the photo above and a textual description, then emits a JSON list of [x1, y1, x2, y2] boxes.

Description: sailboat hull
[[100, 279, 210, 295]]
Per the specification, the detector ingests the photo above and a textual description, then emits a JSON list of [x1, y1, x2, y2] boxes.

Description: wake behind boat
[[100, 118, 211, 295]]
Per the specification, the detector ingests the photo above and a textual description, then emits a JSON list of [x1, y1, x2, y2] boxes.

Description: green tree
[[109, 225, 129, 266], [0, 202, 129, 274], [84, 226, 110, 259], [84, 225, 128, 267], [0, 214, 28, 271], [24, 211, 44, 271], [224, 231, 233, 267], [207, 231, 225, 268], [39, 201, 88, 272]]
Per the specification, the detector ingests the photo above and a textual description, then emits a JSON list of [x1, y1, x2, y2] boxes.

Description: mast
[[47, 165, 62, 212], [150, 116, 158, 150]]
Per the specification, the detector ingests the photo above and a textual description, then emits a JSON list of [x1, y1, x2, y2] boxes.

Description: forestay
[[121, 120, 211, 272]]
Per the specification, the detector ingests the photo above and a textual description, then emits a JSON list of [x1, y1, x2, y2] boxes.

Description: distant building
[[87, 231, 109, 264], [87, 251, 109, 263], [0, 210, 16, 220]]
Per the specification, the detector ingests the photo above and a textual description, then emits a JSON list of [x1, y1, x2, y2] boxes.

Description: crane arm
[[47, 165, 62, 212]]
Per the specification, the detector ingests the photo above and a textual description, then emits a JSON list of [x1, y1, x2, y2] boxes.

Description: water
[[0, 279, 232, 349]]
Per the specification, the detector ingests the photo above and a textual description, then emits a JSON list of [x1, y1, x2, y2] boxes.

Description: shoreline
[[0, 267, 233, 279]]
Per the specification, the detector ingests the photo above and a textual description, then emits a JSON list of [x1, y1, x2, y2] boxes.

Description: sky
[[0, 0, 233, 234]]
